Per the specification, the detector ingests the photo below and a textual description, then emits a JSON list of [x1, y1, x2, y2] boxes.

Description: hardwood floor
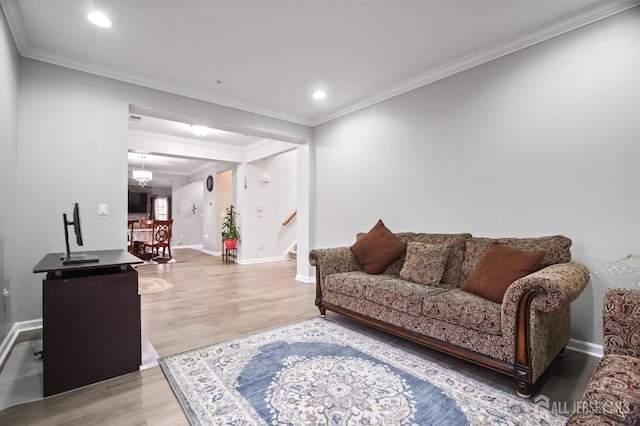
[[0, 250, 318, 425], [0, 248, 598, 424]]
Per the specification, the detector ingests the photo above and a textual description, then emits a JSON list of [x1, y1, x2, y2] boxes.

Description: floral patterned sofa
[[309, 225, 590, 397], [566, 287, 640, 425]]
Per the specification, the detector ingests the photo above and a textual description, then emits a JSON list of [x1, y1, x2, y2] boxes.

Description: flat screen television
[[61, 203, 99, 265], [128, 192, 148, 213]]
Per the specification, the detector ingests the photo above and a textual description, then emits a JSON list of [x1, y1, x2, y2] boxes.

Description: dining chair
[[139, 219, 154, 228], [143, 219, 173, 260], [127, 220, 136, 255]]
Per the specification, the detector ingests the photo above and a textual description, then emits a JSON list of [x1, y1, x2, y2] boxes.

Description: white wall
[[241, 149, 297, 262], [215, 169, 234, 252], [202, 166, 217, 253], [14, 58, 311, 322], [171, 179, 204, 247], [0, 8, 19, 340], [312, 8, 640, 344]]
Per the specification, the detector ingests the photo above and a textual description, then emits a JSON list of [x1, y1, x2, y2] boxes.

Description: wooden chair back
[[127, 220, 135, 254], [143, 219, 173, 260], [152, 220, 172, 244], [140, 219, 154, 228]]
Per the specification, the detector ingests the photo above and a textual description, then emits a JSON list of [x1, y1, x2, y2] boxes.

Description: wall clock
[[206, 175, 214, 192]]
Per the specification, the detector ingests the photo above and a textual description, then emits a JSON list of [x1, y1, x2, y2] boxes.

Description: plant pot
[[224, 239, 237, 249]]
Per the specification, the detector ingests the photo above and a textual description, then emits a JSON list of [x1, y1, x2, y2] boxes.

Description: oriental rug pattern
[[159, 318, 564, 425]]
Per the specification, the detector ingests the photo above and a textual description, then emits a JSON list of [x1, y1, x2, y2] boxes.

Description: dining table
[[127, 226, 154, 259], [128, 227, 153, 243]]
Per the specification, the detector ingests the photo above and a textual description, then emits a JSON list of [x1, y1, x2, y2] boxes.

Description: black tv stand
[[33, 249, 143, 396], [61, 253, 100, 265]]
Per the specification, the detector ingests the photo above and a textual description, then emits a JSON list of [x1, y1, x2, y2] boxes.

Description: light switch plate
[[98, 203, 108, 216]]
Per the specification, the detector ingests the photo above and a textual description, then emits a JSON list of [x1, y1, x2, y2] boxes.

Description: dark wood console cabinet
[[34, 250, 143, 396]]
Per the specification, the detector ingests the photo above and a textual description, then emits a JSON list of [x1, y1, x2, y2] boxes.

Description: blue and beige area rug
[[159, 318, 565, 425]]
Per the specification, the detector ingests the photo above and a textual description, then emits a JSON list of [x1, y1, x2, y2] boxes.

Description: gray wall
[[171, 178, 205, 247], [0, 8, 19, 341], [13, 59, 311, 323], [242, 149, 298, 261], [6, 6, 640, 349], [312, 8, 640, 345]]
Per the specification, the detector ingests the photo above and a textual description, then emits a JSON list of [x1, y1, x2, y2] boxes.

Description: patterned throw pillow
[[399, 242, 450, 286], [461, 243, 546, 304], [350, 220, 406, 275]]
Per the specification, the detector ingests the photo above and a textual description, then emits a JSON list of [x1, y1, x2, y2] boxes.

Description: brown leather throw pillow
[[461, 243, 546, 304], [351, 220, 406, 275]]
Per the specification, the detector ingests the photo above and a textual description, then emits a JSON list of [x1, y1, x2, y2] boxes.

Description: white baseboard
[[198, 248, 218, 256], [566, 338, 603, 358], [295, 274, 315, 284], [173, 245, 203, 250], [239, 256, 288, 265], [0, 319, 43, 369]]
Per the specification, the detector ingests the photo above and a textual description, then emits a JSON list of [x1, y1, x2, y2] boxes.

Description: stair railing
[[282, 210, 297, 226]]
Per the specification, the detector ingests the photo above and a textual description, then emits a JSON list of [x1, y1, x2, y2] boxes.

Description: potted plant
[[221, 205, 240, 249]]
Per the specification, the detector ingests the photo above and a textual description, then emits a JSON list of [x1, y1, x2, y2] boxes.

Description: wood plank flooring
[[0, 249, 598, 424]]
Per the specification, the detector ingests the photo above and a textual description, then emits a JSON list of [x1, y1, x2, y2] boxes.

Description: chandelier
[[133, 155, 152, 187]]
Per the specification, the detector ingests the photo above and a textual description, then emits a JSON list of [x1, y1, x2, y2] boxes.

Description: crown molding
[[0, 6, 290, 126], [4, 0, 638, 128], [309, 1, 640, 126], [0, 0, 28, 52], [21, 46, 315, 126]]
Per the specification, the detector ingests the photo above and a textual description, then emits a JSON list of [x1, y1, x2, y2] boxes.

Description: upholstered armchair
[[566, 287, 640, 425]]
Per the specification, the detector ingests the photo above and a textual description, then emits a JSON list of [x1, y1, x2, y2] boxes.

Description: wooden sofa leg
[[319, 307, 326, 317], [516, 382, 532, 399], [559, 346, 567, 357]]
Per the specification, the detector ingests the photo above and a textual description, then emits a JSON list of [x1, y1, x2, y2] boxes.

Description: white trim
[[198, 248, 219, 256], [16, 46, 312, 126], [311, 2, 640, 126], [172, 245, 220, 256], [0, 0, 28, 53], [172, 244, 205, 251], [0, 319, 43, 369], [566, 338, 603, 358], [3, 0, 637, 127], [239, 256, 287, 265], [295, 274, 315, 284]]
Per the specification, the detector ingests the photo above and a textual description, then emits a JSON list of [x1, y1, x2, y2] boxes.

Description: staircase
[[287, 243, 297, 261]]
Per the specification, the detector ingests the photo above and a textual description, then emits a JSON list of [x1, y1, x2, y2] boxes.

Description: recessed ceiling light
[[312, 90, 327, 100], [191, 125, 211, 137], [87, 11, 112, 28]]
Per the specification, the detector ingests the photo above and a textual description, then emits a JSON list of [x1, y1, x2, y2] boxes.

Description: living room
[[1, 1, 639, 424]]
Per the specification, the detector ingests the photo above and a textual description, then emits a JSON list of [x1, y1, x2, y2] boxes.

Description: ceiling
[[127, 114, 267, 187], [127, 151, 211, 180], [3, 0, 638, 127], [128, 114, 263, 149]]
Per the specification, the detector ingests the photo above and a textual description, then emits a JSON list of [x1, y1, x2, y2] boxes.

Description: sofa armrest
[[603, 287, 640, 357], [309, 247, 362, 287], [502, 262, 590, 314]]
